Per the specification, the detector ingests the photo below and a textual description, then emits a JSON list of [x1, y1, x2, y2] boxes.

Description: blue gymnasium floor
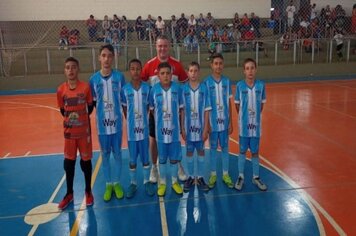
[[0, 149, 321, 236]]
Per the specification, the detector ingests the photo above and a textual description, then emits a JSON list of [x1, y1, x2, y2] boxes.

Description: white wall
[[0, 0, 271, 21], [312, 0, 354, 14]]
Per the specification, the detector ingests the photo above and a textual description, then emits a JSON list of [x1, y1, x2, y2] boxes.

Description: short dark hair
[[64, 57, 79, 66], [210, 53, 224, 63], [157, 62, 171, 71], [129, 58, 142, 68], [243, 58, 257, 68], [188, 61, 200, 70], [156, 35, 170, 42], [99, 44, 115, 54]]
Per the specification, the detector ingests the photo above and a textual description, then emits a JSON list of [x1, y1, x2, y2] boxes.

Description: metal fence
[[0, 2, 355, 77]]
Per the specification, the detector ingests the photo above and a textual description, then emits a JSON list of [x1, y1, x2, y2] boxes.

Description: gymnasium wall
[[0, 0, 271, 21]]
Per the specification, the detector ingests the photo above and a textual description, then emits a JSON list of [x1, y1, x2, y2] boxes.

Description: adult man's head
[[155, 35, 170, 62]]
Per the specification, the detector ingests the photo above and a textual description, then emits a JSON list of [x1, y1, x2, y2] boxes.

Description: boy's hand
[[202, 130, 209, 142]]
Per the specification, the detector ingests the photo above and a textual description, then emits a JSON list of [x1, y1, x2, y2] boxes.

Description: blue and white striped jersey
[[149, 82, 183, 143], [204, 75, 232, 132], [234, 79, 266, 137], [89, 70, 126, 135], [182, 82, 211, 141], [121, 82, 150, 141]]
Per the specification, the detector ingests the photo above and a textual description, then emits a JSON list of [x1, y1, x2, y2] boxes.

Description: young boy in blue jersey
[[234, 58, 267, 191], [89, 44, 126, 201], [149, 62, 184, 196], [121, 59, 155, 198], [181, 62, 211, 192], [204, 53, 234, 189]]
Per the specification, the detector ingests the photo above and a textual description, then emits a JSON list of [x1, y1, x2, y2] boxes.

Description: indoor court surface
[[0, 79, 355, 236]]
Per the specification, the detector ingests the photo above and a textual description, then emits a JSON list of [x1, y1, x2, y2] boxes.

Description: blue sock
[[238, 153, 246, 177], [101, 152, 111, 183], [222, 147, 229, 173], [113, 151, 122, 183], [197, 155, 205, 177], [210, 149, 218, 172], [186, 155, 194, 177], [252, 156, 260, 177], [170, 162, 178, 182], [143, 165, 150, 184], [159, 162, 167, 184]]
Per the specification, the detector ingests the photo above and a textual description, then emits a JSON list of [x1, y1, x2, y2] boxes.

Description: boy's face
[[156, 39, 170, 60], [129, 62, 142, 81], [158, 67, 172, 87], [211, 57, 224, 75], [64, 61, 79, 81], [187, 65, 199, 82], [243, 61, 257, 80], [99, 48, 114, 70]]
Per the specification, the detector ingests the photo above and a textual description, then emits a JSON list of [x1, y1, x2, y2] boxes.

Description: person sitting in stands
[[59, 26, 69, 50]]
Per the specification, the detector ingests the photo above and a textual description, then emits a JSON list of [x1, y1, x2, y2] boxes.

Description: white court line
[[28, 175, 66, 236], [3, 153, 11, 158], [159, 197, 169, 236], [24, 151, 31, 156], [229, 137, 345, 236], [0, 101, 59, 112]]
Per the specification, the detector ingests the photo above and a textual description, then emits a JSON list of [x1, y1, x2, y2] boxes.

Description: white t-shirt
[[286, 5, 296, 19]]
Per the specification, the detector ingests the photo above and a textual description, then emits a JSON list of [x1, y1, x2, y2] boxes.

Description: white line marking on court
[[28, 175, 66, 236], [3, 153, 11, 158], [159, 197, 169, 236], [229, 137, 345, 236], [24, 151, 31, 156], [0, 101, 59, 112]]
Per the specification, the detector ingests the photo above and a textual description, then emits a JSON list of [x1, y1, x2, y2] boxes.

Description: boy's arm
[[122, 106, 127, 119], [180, 107, 186, 141], [202, 110, 210, 142], [228, 98, 233, 135]]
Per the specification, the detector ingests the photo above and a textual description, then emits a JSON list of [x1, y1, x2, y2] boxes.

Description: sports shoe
[[178, 164, 188, 181], [197, 177, 209, 192], [208, 174, 217, 189], [103, 184, 113, 202], [144, 182, 155, 196], [85, 191, 94, 206], [183, 176, 194, 192], [113, 183, 124, 199], [126, 184, 137, 199], [234, 176, 244, 191], [252, 177, 267, 191], [157, 184, 167, 197], [222, 174, 234, 188], [58, 193, 73, 210], [172, 182, 183, 195], [149, 166, 159, 183]]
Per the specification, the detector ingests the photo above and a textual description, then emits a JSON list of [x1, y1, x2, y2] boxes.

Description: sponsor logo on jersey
[[247, 123, 257, 130], [102, 119, 116, 127], [134, 127, 144, 134], [189, 126, 201, 133], [217, 118, 224, 124], [161, 127, 173, 136]]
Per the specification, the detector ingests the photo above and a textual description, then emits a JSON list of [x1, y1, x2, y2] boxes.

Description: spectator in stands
[[352, 4, 356, 34], [135, 16, 145, 40], [205, 12, 215, 29], [111, 32, 120, 55], [183, 28, 198, 53], [145, 14, 156, 41], [250, 13, 261, 38], [233, 13, 241, 31], [59, 25, 69, 50], [155, 16, 165, 36], [177, 13, 188, 42], [68, 29, 80, 48], [111, 14, 121, 36], [196, 13, 206, 42], [86, 15, 97, 42], [286, 0, 296, 31], [102, 15, 111, 37], [310, 3, 317, 21], [120, 16, 128, 41], [170, 15, 179, 42], [241, 13, 251, 38], [334, 30, 344, 60], [188, 14, 197, 30]]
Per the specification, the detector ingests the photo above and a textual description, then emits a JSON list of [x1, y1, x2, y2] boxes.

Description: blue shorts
[[157, 141, 182, 164], [209, 130, 229, 149], [239, 136, 260, 154], [98, 133, 122, 154], [128, 138, 149, 166], [186, 140, 204, 154]]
